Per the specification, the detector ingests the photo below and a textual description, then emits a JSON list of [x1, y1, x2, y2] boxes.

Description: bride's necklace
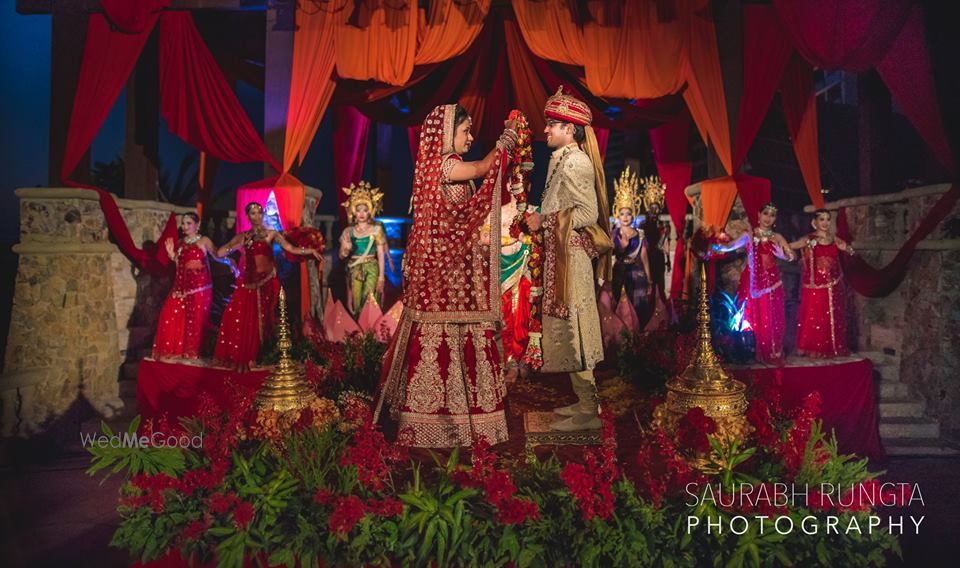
[[183, 234, 202, 245], [756, 228, 774, 241]]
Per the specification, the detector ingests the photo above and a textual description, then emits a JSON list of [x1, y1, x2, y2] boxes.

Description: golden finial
[[341, 181, 384, 224], [612, 166, 641, 218], [641, 175, 666, 214], [255, 287, 317, 413], [651, 263, 752, 459]]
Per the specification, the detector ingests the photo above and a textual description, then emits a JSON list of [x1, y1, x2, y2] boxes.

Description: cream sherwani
[[540, 143, 604, 373]]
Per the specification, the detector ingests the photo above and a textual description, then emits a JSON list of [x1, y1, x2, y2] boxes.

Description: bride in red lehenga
[[213, 202, 322, 371], [153, 212, 236, 361], [791, 208, 855, 358], [374, 104, 519, 448]]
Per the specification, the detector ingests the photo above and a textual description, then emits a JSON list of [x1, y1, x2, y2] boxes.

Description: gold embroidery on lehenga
[[471, 325, 498, 412], [407, 323, 443, 413], [445, 324, 469, 414]]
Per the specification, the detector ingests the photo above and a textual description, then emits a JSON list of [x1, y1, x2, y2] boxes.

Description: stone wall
[[811, 184, 960, 439], [0, 187, 326, 437]]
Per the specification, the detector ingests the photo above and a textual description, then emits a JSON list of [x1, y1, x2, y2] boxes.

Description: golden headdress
[[341, 181, 384, 224], [641, 175, 666, 214], [612, 166, 642, 217]]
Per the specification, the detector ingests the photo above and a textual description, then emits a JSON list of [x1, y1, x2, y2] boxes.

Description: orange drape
[[682, 9, 733, 175], [514, 0, 730, 175], [285, 1, 490, 171], [513, 0, 686, 99], [284, 6, 336, 172], [334, 1, 418, 86], [581, 0, 687, 99], [700, 177, 740, 230], [504, 18, 549, 134], [416, 0, 491, 64], [511, 0, 585, 64], [781, 55, 825, 208]]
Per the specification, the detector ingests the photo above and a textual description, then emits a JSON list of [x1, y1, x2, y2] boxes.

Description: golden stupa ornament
[[255, 287, 317, 413], [641, 175, 666, 213], [342, 181, 384, 224], [612, 166, 642, 217], [652, 262, 751, 454]]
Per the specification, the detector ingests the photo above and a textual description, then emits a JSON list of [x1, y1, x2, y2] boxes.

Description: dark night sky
[[1, 9, 50, 243]]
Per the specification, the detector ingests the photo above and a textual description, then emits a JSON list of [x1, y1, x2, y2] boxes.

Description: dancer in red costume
[[153, 213, 237, 360], [213, 202, 322, 371], [791, 209, 855, 358], [375, 104, 518, 448], [714, 203, 794, 365]]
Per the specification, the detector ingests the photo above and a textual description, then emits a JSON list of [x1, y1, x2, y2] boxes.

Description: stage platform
[[135, 354, 883, 461], [727, 355, 884, 460]]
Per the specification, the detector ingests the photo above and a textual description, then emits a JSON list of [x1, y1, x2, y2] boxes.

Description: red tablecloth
[[136, 359, 268, 427], [729, 356, 884, 460]]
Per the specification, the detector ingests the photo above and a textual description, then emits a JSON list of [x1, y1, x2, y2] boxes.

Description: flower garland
[[504, 110, 545, 369]]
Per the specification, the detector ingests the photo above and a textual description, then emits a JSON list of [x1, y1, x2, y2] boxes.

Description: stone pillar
[[0, 189, 191, 437]]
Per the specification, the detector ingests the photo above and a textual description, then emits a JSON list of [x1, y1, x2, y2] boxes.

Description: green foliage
[[95, 409, 901, 566], [86, 417, 188, 479]]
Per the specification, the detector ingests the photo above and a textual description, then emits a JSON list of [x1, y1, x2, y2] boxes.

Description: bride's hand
[[504, 118, 518, 131]]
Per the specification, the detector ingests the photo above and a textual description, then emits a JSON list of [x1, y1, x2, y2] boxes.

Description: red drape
[[61, 12, 157, 181], [333, 106, 372, 225], [773, 0, 954, 176], [775, 0, 958, 298], [731, 359, 883, 460], [159, 12, 280, 171], [836, 184, 960, 297], [733, 174, 772, 227], [780, 55, 825, 208], [874, 6, 956, 175], [649, 111, 693, 299], [732, 5, 794, 171]]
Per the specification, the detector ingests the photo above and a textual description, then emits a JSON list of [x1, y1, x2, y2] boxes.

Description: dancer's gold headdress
[[612, 166, 642, 217], [641, 175, 666, 213], [341, 181, 384, 224]]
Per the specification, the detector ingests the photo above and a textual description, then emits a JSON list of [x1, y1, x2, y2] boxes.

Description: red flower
[[340, 422, 405, 491], [232, 501, 255, 531], [208, 492, 239, 515], [746, 399, 778, 447], [633, 429, 703, 506], [313, 488, 336, 506], [366, 497, 403, 518], [497, 497, 539, 525], [676, 407, 717, 454], [328, 495, 367, 536], [181, 519, 208, 542]]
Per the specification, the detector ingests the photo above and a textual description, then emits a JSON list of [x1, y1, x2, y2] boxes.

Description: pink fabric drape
[[333, 106, 372, 225], [732, 5, 794, 171], [235, 174, 305, 233], [159, 13, 280, 171]]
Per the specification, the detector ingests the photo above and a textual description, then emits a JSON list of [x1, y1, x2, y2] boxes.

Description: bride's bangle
[[496, 128, 519, 152]]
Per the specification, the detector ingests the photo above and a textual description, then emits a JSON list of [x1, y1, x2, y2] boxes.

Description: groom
[[526, 87, 611, 431]]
